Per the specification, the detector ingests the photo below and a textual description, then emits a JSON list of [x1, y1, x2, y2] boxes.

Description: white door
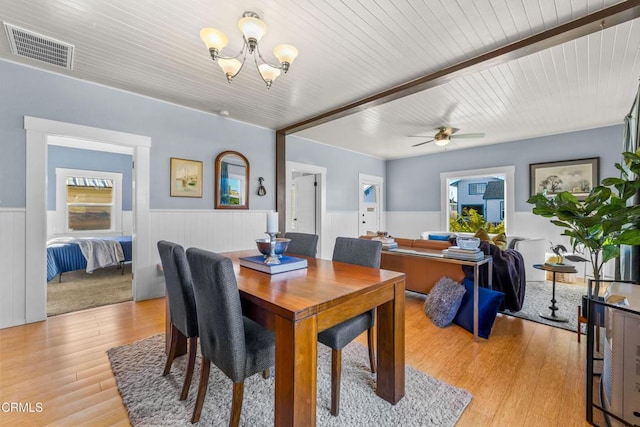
[[359, 183, 379, 235], [359, 173, 383, 236], [286, 162, 326, 257], [291, 174, 317, 234]]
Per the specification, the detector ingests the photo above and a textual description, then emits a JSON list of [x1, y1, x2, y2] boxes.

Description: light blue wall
[[47, 146, 133, 210], [287, 135, 386, 211], [386, 125, 624, 212], [1, 58, 622, 215], [0, 59, 275, 210]]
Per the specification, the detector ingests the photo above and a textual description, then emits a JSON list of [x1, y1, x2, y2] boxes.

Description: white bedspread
[[76, 239, 124, 273]]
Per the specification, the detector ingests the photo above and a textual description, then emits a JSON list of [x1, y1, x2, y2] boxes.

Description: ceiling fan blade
[[451, 132, 485, 139], [408, 135, 431, 138], [412, 139, 434, 147]]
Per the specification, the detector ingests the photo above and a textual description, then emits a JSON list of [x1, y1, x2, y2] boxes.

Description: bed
[[47, 236, 132, 282]]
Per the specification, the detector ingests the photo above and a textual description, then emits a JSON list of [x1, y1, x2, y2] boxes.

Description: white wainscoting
[[322, 211, 360, 260], [9, 207, 606, 329], [149, 210, 268, 255], [0, 209, 27, 328], [385, 211, 442, 239]]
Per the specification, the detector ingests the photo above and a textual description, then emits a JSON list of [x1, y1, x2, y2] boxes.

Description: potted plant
[[527, 149, 640, 282]]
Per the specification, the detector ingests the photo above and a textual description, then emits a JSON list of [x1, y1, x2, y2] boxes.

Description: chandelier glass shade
[[200, 11, 298, 88]]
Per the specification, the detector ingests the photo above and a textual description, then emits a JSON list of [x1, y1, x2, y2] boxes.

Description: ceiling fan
[[410, 127, 485, 147]]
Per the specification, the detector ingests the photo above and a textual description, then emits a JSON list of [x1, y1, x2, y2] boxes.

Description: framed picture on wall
[[529, 157, 599, 201], [170, 157, 203, 197]]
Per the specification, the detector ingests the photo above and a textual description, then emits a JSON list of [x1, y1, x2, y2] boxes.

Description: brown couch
[[360, 236, 465, 294]]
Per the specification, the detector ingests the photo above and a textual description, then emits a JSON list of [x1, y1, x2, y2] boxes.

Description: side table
[[533, 264, 577, 322]]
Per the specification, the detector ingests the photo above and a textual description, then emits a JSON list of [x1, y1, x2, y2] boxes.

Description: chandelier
[[200, 11, 298, 89]]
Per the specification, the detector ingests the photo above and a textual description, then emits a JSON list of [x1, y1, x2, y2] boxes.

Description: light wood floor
[[0, 293, 590, 426]]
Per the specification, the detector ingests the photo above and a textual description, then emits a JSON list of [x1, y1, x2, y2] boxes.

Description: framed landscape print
[[170, 157, 203, 197], [529, 157, 599, 201]]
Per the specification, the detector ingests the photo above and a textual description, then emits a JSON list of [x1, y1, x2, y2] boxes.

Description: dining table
[[166, 249, 406, 426]]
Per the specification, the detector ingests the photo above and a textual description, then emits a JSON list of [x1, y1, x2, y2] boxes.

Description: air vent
[[4, 22, 74, 69]]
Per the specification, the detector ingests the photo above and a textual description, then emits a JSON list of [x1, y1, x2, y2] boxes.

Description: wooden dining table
[[166, 249, 406, 426]]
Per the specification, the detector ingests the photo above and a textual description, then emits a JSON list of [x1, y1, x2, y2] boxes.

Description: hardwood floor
[[0, 293, 590, 426]]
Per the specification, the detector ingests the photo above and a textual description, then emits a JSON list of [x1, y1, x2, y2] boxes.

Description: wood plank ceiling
[[1, 0, 639, 159]]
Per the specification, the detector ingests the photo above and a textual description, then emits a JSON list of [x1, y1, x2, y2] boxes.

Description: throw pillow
[[492, 233, 507, 250], [452, 278, 505, 339], [423, 277, 466, 328], [428, 233, 450, 241], [474, 228, 491, 242]]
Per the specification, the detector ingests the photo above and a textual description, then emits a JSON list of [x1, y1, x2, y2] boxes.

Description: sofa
[[360, 236, 464, 294], [362, 233, 532, 312]]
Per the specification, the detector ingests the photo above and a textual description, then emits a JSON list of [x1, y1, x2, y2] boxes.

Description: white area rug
[[108, 334, 471, 426], [504, 280, 584, 332]]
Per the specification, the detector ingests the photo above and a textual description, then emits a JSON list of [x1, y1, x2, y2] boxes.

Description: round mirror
[[214, 151, 250, 209]]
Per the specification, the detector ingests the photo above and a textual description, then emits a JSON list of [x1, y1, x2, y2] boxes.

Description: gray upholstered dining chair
[[157, 240, 199, 401], [318, 236, 382, 416], [284, 232, 319, 258], [186, 248, 276, 426]]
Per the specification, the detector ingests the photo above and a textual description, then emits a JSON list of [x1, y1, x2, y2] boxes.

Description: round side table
[[533, 264, 577, 323]]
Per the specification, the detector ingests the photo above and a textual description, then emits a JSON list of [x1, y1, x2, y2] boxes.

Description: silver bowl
[[256, 238, 291, 257]]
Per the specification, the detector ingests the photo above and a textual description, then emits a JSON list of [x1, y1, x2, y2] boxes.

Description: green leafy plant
[[527, 150, 640, 280], [449, 208, 505, 234]]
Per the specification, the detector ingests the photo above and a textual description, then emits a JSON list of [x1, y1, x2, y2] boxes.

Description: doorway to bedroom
[[45, 137, 134, 316]]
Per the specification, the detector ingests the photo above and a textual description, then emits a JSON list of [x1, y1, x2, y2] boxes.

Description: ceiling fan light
[[238, 14, 267, 43], [434, 137, 449, 147], [200, 27, 228, 52], [273, 44, 298, 71]]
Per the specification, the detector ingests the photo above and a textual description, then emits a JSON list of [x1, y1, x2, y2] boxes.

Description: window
[[363, 185, 376, 203], [468, 182, 487, 195], [440, 166, 514, 234], [67, 177, 113, 230], [56, 168, 122, 234]]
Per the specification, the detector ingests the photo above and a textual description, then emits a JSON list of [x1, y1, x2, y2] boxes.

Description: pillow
[[492, 233, 507, 250], [452, 278, 505, 339], [474, 228, 491, 242], [428, 233, 450, 241], [423, 277, 466, 328]]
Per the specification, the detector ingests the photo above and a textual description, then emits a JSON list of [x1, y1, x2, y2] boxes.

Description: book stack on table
[[442, 246, 484, 261], [540, 262, 576, 272], [374, 237, 398, 251], [239, 255, 308, 274]]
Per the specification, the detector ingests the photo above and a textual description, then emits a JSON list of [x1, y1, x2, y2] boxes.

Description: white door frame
[[286, 161, 326, 258], [24, 116, 151, 323], [359, 173, 384, 236]]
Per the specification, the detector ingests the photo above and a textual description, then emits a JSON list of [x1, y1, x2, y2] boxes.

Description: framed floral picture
[[170, 157, 203, 197], [529, 157, 599, 201]]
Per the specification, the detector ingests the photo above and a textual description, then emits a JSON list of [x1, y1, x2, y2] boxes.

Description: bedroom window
[[56, 168, 122, 234], [66, 177, 113, 230]]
